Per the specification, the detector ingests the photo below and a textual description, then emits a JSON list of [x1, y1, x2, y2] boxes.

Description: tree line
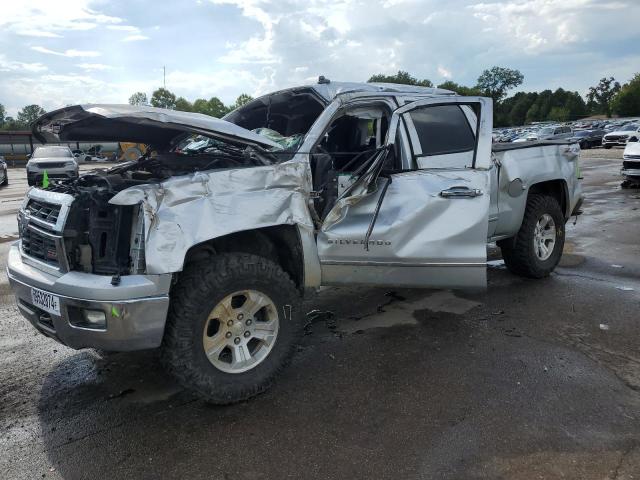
[[127, 89, 253, 117], [367, 68, 640, 127], [2, 68, 640, 131]]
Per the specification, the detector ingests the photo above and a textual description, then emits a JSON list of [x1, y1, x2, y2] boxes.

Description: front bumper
[[602, 139, 628, 147], [622, 168, 640, 178], [7, 244, 171, 351]]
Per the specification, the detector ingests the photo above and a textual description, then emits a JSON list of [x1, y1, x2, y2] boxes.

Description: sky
[[1, 0, 639, 116]]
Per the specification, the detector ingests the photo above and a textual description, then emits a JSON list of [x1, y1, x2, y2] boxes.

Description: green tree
[[128, 92, 148, 106], [16, 104, 46, 127], [192, 97, 229, 117], [174, 97, 193, 112], [368, 70, 433, 87], [0, 103, 5, 128], [476, 66, 524, 103], [437, 81, 482, 96], [233, 93, 253, 110], [150, 88, 177, 109], [587, 77, 620, 117], [3, 116, 20, 130], [547, 106, 570, 122], [612, 73, 640, 117]]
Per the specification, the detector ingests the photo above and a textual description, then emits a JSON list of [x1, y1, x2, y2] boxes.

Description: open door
[[317, 96, 493, 288]]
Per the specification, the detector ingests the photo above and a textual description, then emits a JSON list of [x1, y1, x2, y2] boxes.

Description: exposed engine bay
[[40, 133, 289, 277]]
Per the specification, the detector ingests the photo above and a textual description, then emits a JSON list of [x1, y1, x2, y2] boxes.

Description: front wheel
[[162, 253, 302, 404], [498, 194, 565, 278]]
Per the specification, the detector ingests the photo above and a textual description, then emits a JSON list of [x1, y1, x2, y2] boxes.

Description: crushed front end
[[7, 181, 172, 351]]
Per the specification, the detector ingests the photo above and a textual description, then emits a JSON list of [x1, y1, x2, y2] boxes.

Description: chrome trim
[[320, 260, 486, 267], [20, 222, 69, 274]]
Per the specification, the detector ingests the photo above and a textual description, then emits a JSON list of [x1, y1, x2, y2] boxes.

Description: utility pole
[[163, 66, 166, 89]]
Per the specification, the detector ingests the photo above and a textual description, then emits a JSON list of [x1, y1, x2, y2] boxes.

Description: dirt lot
[[1, 151, 639, 479]]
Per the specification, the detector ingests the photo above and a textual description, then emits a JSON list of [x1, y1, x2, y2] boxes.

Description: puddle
[[341, 291, 481, 333]]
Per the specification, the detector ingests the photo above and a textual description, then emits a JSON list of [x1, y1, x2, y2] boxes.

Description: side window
[[406, 104, 476, 169]]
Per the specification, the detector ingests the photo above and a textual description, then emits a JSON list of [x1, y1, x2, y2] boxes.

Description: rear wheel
[[162, 252, 302, 404], [499, 194, 565, 278]]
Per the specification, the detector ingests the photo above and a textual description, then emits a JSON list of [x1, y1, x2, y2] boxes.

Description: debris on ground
[[304, 309, 336, 335], [616, 286, 634, 291], [600, 324, 610, 331], [107, 388, 135, 400]]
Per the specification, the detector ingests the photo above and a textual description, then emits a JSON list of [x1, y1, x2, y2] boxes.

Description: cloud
[[122, 34, 149, 42], [17, 30, 63, 38], [0, 55, 48, 73], [75, 63, 113, 71], [0, 0, 123, 38], [31, 46, 101, 57], [438, 66, 452, 79]]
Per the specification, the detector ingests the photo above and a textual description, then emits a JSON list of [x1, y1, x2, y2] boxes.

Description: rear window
[[33, 147, 72, 158], [409, 105, 475, 156]]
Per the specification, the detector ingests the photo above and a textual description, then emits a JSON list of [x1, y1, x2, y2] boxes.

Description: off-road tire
[[498, 194, 565, 279], [161, 253, 302, 404]]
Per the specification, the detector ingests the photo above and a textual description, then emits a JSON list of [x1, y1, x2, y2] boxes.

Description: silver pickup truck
[[7, 80, 582, 403]]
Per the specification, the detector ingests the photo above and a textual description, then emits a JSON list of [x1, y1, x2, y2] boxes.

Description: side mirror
[[26, 153, 31, 159]]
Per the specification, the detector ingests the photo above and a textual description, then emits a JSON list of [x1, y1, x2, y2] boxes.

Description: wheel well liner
[[183, 225, 305, 292], [528, 179, 569, 218]]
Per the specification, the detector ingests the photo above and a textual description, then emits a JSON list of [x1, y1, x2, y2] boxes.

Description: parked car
[[8, 81, 583, 404], [567, 129, 605, 149], [602, 124, 640, 148], [26, 146, 79, 186], [71, 149, 91, 162], [622, 138, 640, 187], [537, 125, 573, 141], [0, 155, 8, 186]]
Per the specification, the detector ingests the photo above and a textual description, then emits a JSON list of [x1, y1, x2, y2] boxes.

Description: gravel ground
[[1, 149, 639, 479]]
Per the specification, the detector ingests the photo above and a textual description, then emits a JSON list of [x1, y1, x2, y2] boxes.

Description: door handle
[[439, 186, 483, 198]]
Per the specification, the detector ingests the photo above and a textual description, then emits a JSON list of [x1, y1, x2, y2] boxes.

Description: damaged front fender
[[109, 161, 315, 274]]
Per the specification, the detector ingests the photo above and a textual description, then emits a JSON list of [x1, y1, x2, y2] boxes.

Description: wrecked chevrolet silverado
[[7, 80, 583, 403]]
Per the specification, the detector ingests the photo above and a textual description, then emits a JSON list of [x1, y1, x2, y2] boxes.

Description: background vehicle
[[26, 146, 79, 186], [71, 149, 91, 162], [8, 82, 582, 404], [568, 129, 605, 149], [537, 125, 573, 140], [602, 123, 640, 148], [0, 155, 7, 186], [622, 138, 640, 188]]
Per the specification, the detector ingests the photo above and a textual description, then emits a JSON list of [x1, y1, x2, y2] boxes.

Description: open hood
[[32, 104, 283, 150]]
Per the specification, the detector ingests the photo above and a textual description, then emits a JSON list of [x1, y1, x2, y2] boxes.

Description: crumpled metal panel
[[319, 170, 490, 264], [33, 104, 283, 149], [109, 161, 314, 274]]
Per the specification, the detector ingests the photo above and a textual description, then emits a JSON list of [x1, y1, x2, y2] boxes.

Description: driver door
[[317, 96, 493, 289]]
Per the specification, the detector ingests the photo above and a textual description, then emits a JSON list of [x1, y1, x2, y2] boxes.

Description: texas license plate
[[31, 288, 61, 316]]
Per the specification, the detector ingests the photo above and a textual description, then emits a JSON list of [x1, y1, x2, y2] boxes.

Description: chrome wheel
[[533, 213, 556, 261], [202, 290, 279, 374]]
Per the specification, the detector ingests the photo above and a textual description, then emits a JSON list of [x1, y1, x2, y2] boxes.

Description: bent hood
[[32, 104, 283, 150]]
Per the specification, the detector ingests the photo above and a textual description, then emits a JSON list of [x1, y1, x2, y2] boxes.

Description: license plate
[[31, 288, 61, 316]]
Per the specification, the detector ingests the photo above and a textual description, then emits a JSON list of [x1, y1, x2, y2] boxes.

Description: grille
[[623, 160, 640, 169], [21, 227, 59, 266], [36, 162, 67, 169], [26, 199, 61, 225], [606, 135, 627, 142]]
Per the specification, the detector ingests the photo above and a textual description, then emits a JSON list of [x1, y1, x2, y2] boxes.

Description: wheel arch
[[528, 179, 569, 219], [182, 224, 320, 293]]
